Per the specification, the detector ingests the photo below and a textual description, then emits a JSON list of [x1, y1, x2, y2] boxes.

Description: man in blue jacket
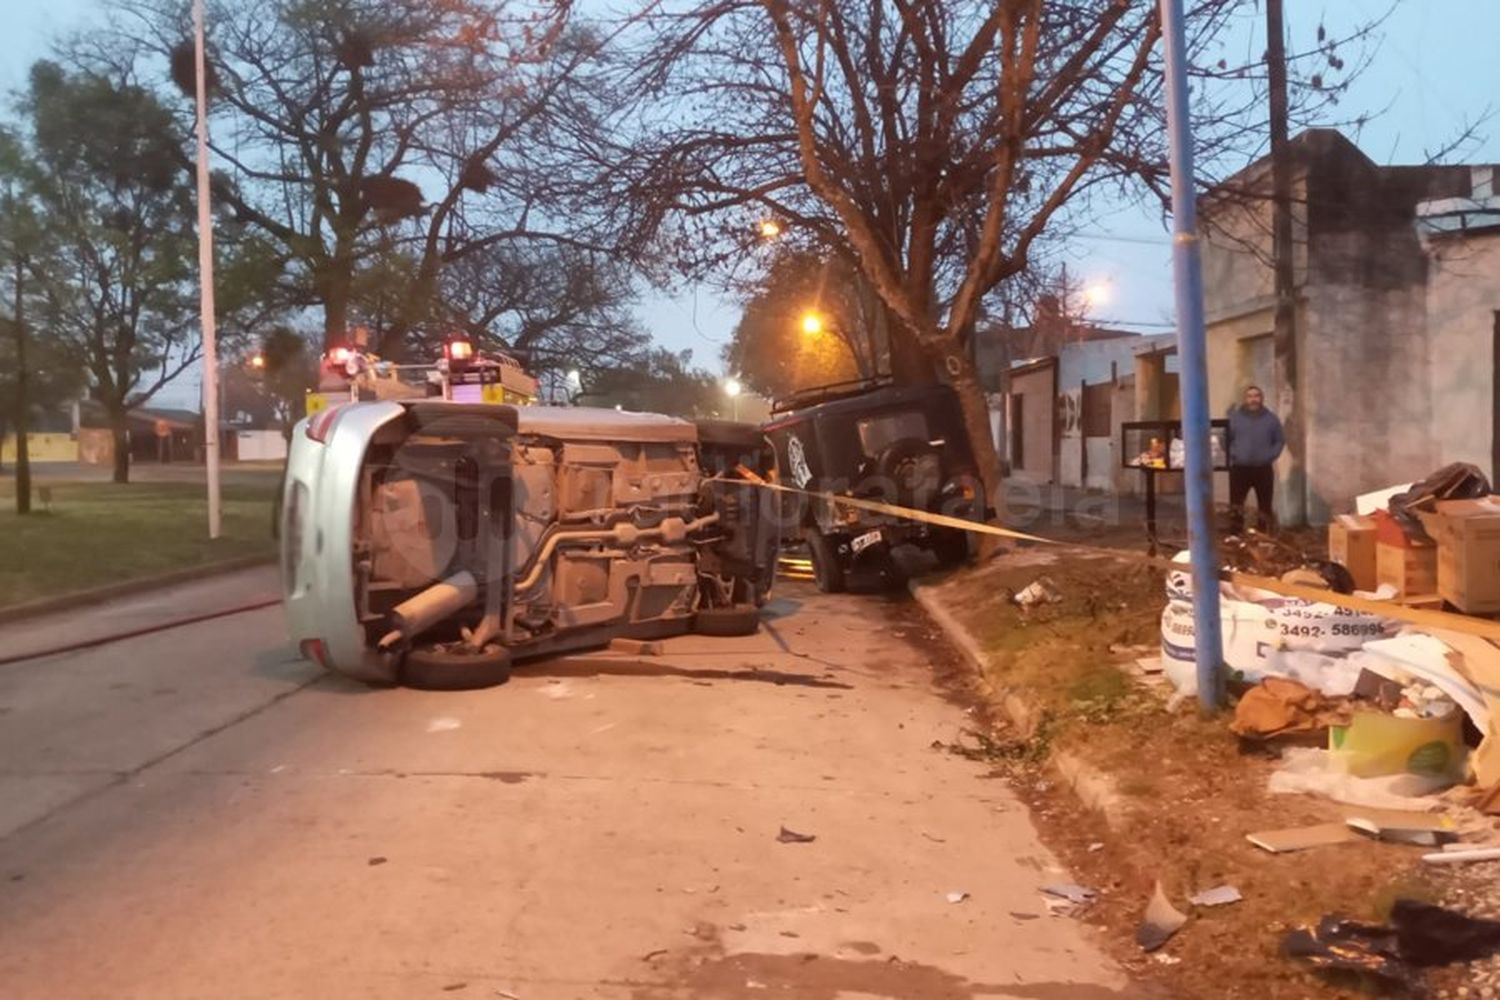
[[1227, 385, 1284, 534]]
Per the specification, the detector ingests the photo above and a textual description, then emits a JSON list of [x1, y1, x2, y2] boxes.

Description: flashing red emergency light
[[444, 335, 475, 373]]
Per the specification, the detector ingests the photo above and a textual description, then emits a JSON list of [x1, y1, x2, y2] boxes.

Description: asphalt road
[[0, 574, 1127, 999]]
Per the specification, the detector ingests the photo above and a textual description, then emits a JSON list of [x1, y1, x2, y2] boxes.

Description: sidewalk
[[0, 564, 281, 665]]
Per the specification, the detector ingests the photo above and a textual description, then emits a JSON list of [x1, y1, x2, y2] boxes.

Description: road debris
[[1040, 883, 1097, 905], [945, 891, 969, 904], [1266, 747, 1452, 810], [1246, 822, 1361, 854], [1423, 847, 1500, 865], [367, 856, 388, 866], [1188, 885, 1243, 907], [1345, 809, 1459, 846], [1135, 882, 1188, 952], [1283, 898, 1500, 987], [1013, 577, 1062, 608], [777, 826, 816, 844], [1229, 676, 1350, 742], [426, 717, 462, 733]]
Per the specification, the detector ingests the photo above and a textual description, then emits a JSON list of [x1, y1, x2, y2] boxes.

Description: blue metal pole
[[1158, 0, 1224, 712]]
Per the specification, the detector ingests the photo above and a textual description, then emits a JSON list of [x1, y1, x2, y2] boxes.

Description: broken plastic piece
[[1040, 884, 1096, 904], [1136, 881, 1188, 952], [1422, 847, 1500, 865], [945, 891, 969, 904], [1188, 885, 1243, 907], [776, 826, 816, 844]]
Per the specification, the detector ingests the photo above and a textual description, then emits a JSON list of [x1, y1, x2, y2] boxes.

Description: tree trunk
[[952, 365, 1005, 555], [109, 406, 131, 484], [323, 285, 349, 352], [13, 256, 31, 514], [887, 317, 933, 386], [1267, 0, 1304, 526]]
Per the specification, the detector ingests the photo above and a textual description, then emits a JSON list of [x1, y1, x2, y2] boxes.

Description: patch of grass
[[0, 473, 280, 607]]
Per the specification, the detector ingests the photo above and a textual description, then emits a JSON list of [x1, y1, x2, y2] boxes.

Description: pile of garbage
[[1158, 546, 1500, 814]]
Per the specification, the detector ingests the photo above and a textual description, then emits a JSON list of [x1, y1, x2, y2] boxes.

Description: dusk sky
[[4, 0, 1497, 401]]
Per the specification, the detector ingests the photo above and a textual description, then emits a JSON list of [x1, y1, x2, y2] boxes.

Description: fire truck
[[305, 333, 538, 416]]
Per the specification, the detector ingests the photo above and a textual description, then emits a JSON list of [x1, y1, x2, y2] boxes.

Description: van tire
[[932, 527, 972, 568], [401, 645, 512, 690], [695, 605, 760, 637], [807, 530, 847, 594]]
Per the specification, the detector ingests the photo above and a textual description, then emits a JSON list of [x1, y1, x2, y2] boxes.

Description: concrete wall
[[1009, 366, 1055, 484], [1425, 234, 1500, 475], [1056, 333, 1173, 389], [1302, 255, 1431, 521], [234, 430, 289, 462], [0, 433, 76, 463]]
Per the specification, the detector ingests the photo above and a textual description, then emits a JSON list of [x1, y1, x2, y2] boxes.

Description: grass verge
[[0, 472, 279, 608], [923, 544, 1444, 999]]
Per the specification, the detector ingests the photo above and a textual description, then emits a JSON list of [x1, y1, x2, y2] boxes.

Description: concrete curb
[[909, 579, 1130, 831], [0, 554, 277, 626]]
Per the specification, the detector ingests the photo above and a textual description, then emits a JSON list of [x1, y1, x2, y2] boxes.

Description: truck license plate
[[850, 529, 883, 554]]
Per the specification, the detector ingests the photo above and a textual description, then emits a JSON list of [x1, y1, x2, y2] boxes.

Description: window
[[857, 410, 929, 457]]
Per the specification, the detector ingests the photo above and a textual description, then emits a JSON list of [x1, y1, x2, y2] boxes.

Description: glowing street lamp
[[757, 218, 783, 239], [799, 311, 825, 336], [1082, 281, 1112, 311], [248, 353, 266, 370], [723, 376, 742, 420]]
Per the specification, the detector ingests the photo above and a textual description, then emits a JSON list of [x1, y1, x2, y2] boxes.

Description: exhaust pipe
[[377, 570, 478, 649]]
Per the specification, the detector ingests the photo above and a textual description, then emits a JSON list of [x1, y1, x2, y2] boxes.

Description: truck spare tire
[[694, 605, 761, 637], [401, 644, 513, 690]]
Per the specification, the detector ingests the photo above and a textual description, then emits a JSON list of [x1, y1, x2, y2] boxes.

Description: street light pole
[[1159, 0, 1224, 712], [193, 0, 222, 539]]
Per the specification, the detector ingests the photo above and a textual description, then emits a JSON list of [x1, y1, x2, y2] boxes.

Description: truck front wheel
[[807, 529, 847, 594]]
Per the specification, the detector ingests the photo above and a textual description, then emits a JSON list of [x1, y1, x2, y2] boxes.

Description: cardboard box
[[1328, 514, 1377, 591], [1376, 540, 1436, 597], [1429, 497, 1500, 614]]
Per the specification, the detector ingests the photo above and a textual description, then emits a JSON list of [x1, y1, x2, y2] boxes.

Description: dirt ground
[[920, 539, 1484, 999]]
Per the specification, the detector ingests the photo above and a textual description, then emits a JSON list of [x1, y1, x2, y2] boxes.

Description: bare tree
[[605, 0, 1391, 527], [87, 0, 629, 355], [436, 241, 654, 383], [725, 248, 876, 400]]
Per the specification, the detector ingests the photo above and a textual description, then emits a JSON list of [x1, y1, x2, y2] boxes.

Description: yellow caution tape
[[751, 479, 1500, 644]]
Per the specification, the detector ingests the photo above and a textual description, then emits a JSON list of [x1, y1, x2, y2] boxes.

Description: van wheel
[[401, 645, 512, 690], [695, 605, 760, 636], [807, 530, 847, 594], [932, 527, 973, 568]]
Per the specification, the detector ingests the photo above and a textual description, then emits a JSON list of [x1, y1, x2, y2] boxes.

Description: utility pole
[[1159, 0, 1224, 713], [1267, 0, 1304, 525], [13, 255, 30, 515], [193, 0, 222, 538]]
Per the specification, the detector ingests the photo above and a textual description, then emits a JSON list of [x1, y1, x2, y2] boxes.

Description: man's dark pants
[[1228, 464, 1275, 534]]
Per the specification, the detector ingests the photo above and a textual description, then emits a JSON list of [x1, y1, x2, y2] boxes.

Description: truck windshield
[[856, 410, 928, 457]]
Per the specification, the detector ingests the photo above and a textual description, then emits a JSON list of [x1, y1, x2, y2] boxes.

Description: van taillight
[[299, 639, 330, 668], [306, 407, 341, 443]]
